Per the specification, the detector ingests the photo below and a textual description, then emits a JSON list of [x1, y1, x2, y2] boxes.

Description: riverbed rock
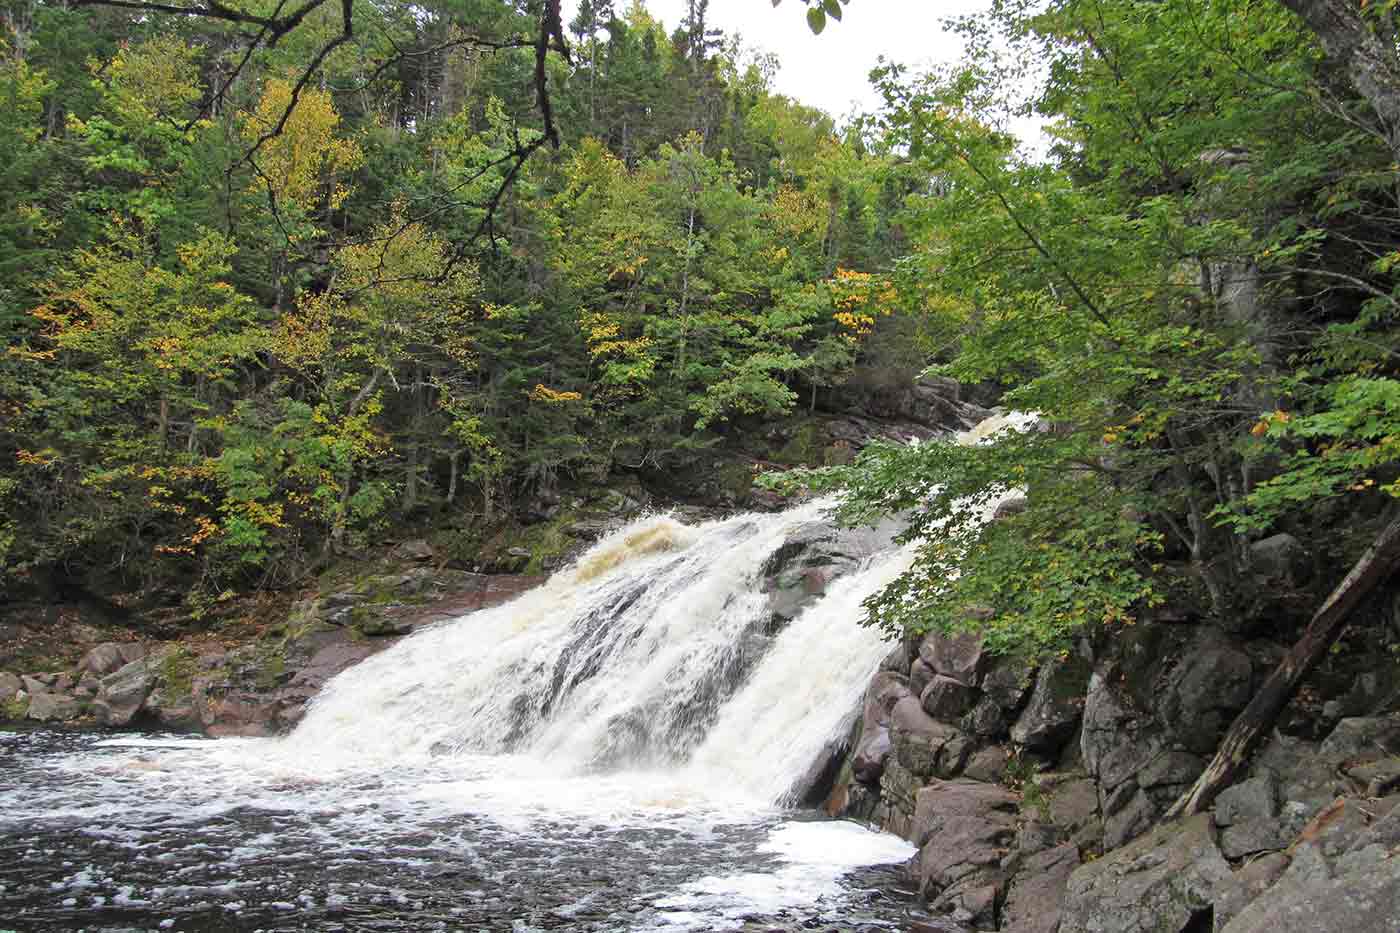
[[911, 779, 1019, 901], [94, 658, 153, 727], [1060, 813, 1236, 933], [27, 690, 82, 721]]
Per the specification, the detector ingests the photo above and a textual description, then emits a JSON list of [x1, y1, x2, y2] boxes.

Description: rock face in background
[[826, 588, 1400, 932]]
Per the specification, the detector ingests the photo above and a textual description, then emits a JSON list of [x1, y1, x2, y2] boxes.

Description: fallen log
[[1165, 508, 1400, 820]]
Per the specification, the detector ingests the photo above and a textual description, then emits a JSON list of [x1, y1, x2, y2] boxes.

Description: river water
[[1, 500, 944, 932]]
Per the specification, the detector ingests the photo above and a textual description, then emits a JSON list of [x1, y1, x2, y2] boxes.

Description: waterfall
[[286, 414, 1030, 803], [284, 496, 907, 801]]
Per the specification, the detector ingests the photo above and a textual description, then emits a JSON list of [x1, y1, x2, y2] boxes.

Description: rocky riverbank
[[825, 539, 1400, 932]]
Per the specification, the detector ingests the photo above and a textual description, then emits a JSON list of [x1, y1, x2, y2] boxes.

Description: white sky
[[564, 0, 995, 122]]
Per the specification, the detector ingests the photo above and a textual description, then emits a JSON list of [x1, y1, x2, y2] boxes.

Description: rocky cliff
[[826, 547, 1400, 932]]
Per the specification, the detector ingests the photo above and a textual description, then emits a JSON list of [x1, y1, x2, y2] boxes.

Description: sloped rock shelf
[[1, 730, 922, 932]]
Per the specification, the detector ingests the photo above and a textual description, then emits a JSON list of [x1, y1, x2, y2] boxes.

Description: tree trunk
[[1166, 508, 1400, 819], [1277, 0, 1400, 158]]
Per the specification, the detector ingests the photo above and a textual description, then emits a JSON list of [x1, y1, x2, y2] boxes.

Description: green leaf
[[823, 0, 843, 20], [807, 6, 827, 34]]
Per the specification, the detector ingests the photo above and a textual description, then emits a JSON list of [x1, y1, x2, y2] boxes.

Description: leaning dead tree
[[1166, 508, 1400, 819]]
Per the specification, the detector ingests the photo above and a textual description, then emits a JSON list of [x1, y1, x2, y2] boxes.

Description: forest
[[5, 0, 1400, 688]]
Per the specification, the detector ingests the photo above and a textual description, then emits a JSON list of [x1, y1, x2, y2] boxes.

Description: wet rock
[[1060, 813, 1237, 933], [911, 779, 1018, 900], [1011, 654, 1090, 755], [27, 690, 82, 721], [992, 496, 1028, 522], [920, 675, 976, 721], [852, 727, 891, 785], [94, 658, 154, 727], [1002, 843, 1080, 933]]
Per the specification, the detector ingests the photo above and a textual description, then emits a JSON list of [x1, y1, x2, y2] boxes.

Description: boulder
[[983, 655, 1035, 712], [1249, 532, 1306, 581], [1319, 714, 1400, 766], [852, 726, 891, 785], [1011, 653, 1091, 755], [921, 674, 976, 721], [389, 538, 434, 562], [1002, 843, 1080, 933], [27, 691, 82, 722], [910, 779, 1019, 897], [1159, 637, 1254, 754], [891, 696, 962, 777], [1221, 816, 1400, 933], [920, 630, 988, 686], [78, 642, 134, 677], [0, 671, 21, 703], [93, 658, 153, 727], [1214, 775, 1279, 826], [962, 696, 1008, 738], [1060, 813, 1237, 933]]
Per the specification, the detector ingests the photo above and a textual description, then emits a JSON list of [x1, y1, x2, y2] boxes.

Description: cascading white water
[[286, 495, 907, 801]]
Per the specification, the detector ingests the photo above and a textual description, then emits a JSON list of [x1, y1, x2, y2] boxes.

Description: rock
[[919, 630, 989, 686], [21, 674, 47, 696], [963, 744, 1010, 783], [891, 696, 962, 777], [390, 538, 434, 562], [1045, 776, 1100, 841], [992, 496, 1028, 522], [1345, 756, 1400, 797], [1220, 819, 1297, 859], [879, 759, 922, 837], [1138, 749, 1205, 791], [921, 674, 976, 721], [1215, 853, 1292, 926], [1002, 843, 1080, 933], [1159, 637, 1254, 754], [911, 779, 1019, 898], [1011, 654, 1091, 755], [1215, 775, 1279, 826], [1081, 672, 1165, 793], [909, 657, 936, 697], [0, 671, 21, 703], [962, 696, 1007, 738], [1221, 835, 1400, 932], [1102, 787, 1158, 849], [983, 655, 1035, 712], [1249, 532, 1305, 580], [27, 691, 82, 722], [1319, 714, 1400, 766], [1060, 813, 1237, 933], [78, 642, 136, 677], [94, 658, 154, 727], [852, 726, 891, 785]]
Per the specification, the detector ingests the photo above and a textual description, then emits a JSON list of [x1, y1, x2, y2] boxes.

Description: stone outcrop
[[828, 585, 1400, 933]]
